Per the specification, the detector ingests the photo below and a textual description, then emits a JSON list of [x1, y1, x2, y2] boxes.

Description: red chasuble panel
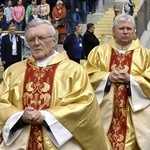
[[22, 60, 59, 150], [107, 49, 133, 150]]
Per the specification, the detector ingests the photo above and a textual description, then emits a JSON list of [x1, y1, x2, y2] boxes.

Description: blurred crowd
[[0, 0, 136, 61], [0, 0, 99, 62], [0, 0, 98, 32]]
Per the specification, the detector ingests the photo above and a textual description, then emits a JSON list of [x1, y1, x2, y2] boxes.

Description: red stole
[[22, 60, 59, 150], [107, 49, 133, 150]]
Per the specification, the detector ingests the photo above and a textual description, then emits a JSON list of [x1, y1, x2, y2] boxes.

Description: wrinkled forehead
[[114, 20, 135, 29], [27, 24, 50, 36]]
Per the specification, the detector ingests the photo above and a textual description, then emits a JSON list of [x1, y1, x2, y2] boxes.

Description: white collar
[[9, 34, 14, 37], [36, 51, 58, 67], [115, 40, 133, 54]]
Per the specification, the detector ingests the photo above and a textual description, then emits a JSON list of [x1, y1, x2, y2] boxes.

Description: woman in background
[[52, 0, 66, 44], [12, 0, 25, 30], [38, 0, 50, 20], [25, 0, 38, 23]]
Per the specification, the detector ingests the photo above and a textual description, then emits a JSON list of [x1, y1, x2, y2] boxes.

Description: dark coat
[[63, 32, 84, 59], [1, 33, 22, 64], [0, 15, 8, 30], [128, 0, 134, 16], [83, 30, 100, 58], [63, 0, 79, 13]]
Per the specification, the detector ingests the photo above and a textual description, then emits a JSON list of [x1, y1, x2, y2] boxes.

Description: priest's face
[[27, 24, 57, 61], [113, 20, 136, 46]]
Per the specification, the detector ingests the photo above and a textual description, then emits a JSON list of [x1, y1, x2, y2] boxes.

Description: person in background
[[63, 0, 79, 33], [84, 13, 150, 150], [21, 35, 31, 59], [83, 23, 99, 59], [52, 0, 66, 44], [28, 7, 41, 22], [113, 0, 130, 15], [128, 0, 135, 16], [1, 24, 22, 70], [113, 8, 122, 20], [4, 0, 13, 30], [79, 0, 87, 23], [38, 0, 50, 20], [12, 0, 25, 31], [23, 38, 30, 60], [25, 0, 38, 23], [0, 18, 110, 150], [0, 6, 7, 30], [87, 0, 95, 13], [51, 18, 59, 50], [63, 25, 84, 64], [51, 18, 59, 40]]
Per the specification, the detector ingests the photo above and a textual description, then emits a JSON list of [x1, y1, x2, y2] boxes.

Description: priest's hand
[[118, 70, 130, 83], [22, 107, 45, 125], [108, 68, 130, 83], [108, 68, 121, 83]]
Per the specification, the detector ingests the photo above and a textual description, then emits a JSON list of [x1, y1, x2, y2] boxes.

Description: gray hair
[[56, 0, 63, 5], [113, 14, 136, 29], [25, 18, 57, 39], [32, 7, 39, 13]]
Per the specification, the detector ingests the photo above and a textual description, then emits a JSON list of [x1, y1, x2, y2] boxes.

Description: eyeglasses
[[28, 35, 53, 44]]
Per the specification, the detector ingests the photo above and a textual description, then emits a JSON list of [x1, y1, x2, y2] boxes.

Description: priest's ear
[[134, 29, 137, 40], [52, 37, 58, 49], [134, 29, 136, 33]]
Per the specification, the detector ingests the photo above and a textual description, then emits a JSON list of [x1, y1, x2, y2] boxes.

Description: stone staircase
[[94, 0, 141, 44]]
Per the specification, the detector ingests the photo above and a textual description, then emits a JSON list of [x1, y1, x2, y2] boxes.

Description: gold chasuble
[[107, 49, 133, 149], [83, 37, 150, 150], [0, 52, 110, 150], [22, 60, 59, 150]]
